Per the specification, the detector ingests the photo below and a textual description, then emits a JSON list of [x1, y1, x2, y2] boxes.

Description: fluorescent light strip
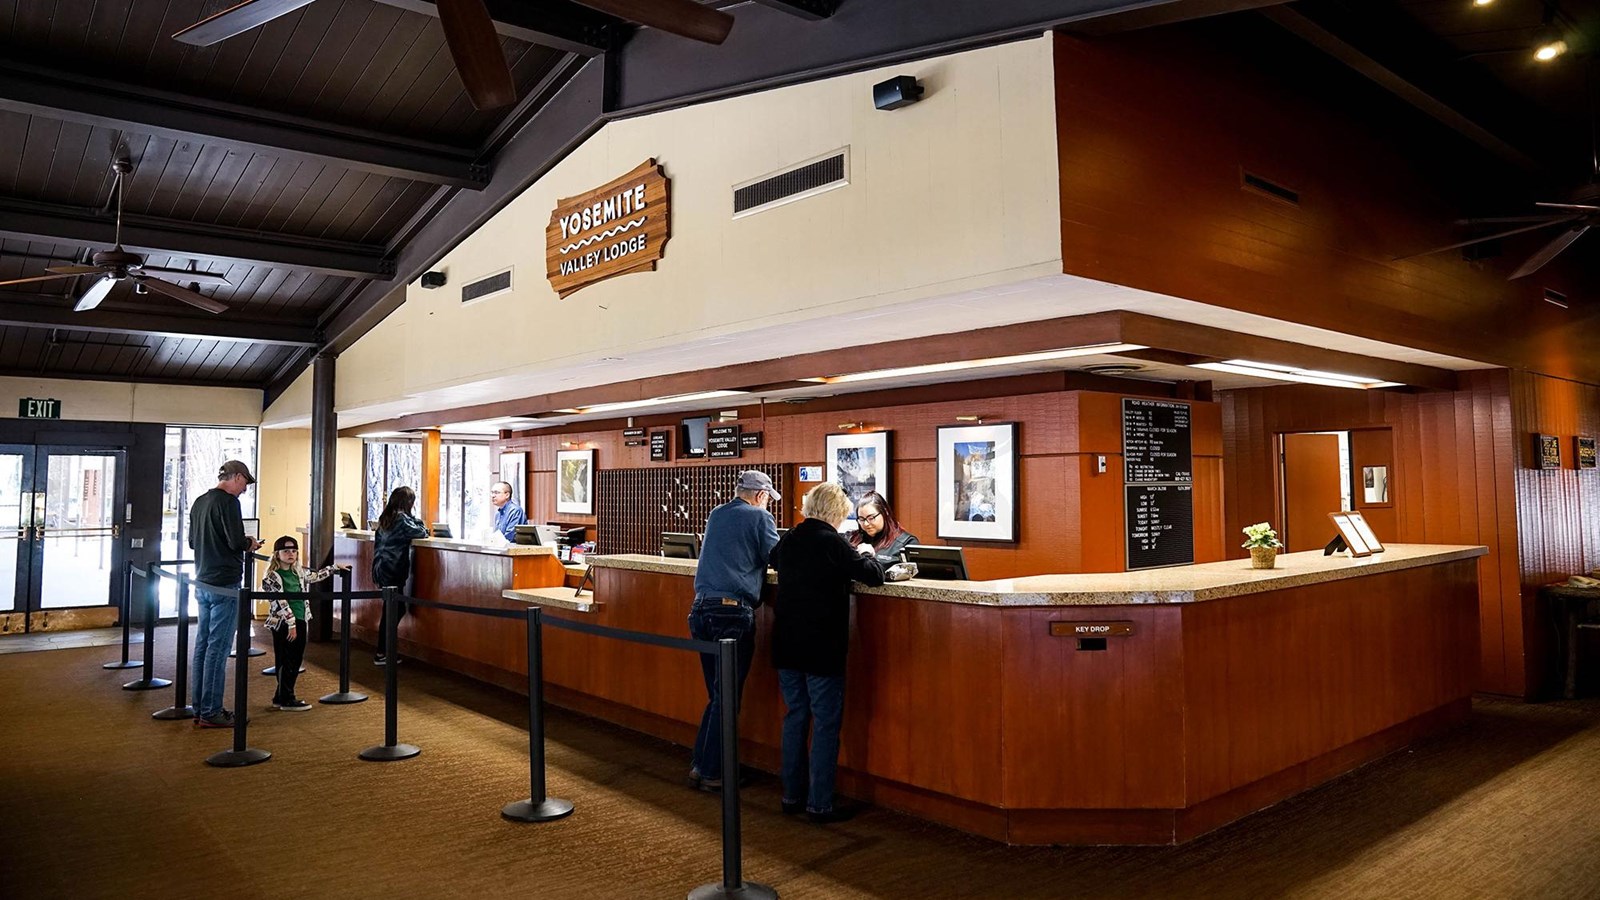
[[818, 343, 1149, 384], [1192, 360, 1401, 390], [575, 390, 748, 416]]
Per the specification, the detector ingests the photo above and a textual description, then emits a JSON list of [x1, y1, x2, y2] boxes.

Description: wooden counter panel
[[999, 606, 1184, 809], [1180, 559, 1478, 802]]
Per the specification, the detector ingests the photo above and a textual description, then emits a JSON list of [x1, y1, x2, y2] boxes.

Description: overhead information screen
[[1123, 399, 1195, 571]]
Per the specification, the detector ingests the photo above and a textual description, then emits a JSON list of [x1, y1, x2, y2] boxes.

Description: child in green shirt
[[262, 535, 342, 710]]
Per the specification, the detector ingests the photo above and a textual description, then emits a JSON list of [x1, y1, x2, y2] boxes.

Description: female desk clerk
[[847, 491, 917, 565]]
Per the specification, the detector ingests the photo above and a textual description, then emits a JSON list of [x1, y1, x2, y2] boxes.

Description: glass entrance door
[[5, 447, 126, 630]]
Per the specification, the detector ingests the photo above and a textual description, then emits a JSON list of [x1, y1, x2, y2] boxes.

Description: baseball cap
[[736, 470, 780, 501], [273, 535, 298, 552], [218, 460, 256, 484]]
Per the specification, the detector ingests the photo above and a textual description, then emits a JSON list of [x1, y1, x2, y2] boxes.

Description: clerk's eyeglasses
[[858, 511, 882, 523]]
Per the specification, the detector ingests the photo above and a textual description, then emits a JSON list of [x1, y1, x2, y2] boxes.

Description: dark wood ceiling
[[0, 0, 1589, 397]]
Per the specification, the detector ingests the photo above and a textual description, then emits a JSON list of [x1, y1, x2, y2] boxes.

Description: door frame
[[12, 445, 128, 631]]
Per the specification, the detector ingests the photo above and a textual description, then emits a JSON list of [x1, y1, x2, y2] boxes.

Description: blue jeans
[[191, 587, 238, 718], [778, 669, 846, 813], [688, 599, 755, 781]]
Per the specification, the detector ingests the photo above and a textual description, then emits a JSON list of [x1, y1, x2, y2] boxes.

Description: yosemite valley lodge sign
[[546, 160, 671, 298]]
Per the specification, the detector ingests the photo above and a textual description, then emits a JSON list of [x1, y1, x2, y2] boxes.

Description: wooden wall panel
[[1219, 376, 1524, 696], [497, 389, 1226, 576]]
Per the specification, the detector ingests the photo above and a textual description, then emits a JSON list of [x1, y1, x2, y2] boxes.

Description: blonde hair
[[802, 482, 851, 526]]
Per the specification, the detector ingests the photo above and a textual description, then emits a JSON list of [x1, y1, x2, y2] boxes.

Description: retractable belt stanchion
[[230, 551, 266, 659], [103, 560, 143, 669], [320, 568, 368, 705], [152, 573, 196, 720], [123, 561, 171, 691], [206, 570, 270, 768], [502, 607, 573, 822], [359, 587, 419, 761], [689, 638, 777, 900]]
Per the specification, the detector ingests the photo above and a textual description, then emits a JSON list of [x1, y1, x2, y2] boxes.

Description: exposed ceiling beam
[[750, 0, 842, 21], [1259, 1, 1543, 172], [0, 60, 488, 188], [0, 292, 321, 347], [372, 0, 622, 56], [264, 345, 322, 405], [319, 0, 1203, 357], [0, 196, 391, 280], [1067, 0, 1289, 35]]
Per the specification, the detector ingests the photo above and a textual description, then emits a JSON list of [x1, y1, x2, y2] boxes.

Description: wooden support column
[[310, 352, 337, 641], [421, 428, 442, 528]]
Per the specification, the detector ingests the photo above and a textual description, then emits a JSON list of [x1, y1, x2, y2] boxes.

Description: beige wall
[[336, 36, 1061, 418], [256, 429, 366, 558], [0, 376, 262, 426]]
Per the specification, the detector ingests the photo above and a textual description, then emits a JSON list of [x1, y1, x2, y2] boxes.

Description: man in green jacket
[[189, 460, 264, 727]]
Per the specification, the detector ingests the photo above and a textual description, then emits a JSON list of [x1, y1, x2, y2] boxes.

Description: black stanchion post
[[206, 584, 270, 767], [123, 561, 170, 691], [689, 638, 776, 900], [231, 551, 265, 659], [103, 560, 142, 669], [503, 607, 573, 822], [320, 569, 366, 705], [152, 573, 196, 720], [359, 587, 419, 761]]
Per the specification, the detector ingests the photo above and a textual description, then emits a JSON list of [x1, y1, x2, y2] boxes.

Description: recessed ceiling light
[[815, 343, 1148, 384], [1533, 37, 1567, 61], [1190, 359, 1402, 390]]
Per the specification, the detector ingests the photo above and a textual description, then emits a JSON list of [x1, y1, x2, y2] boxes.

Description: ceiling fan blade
[[139, 277, 230, 314], [74, 277, 116, 312], [1394, 216, 1581, 261], [0, 272, 84, 287], [1509, 225, 1589, 280], [1453, 215, 1568, 225], [136, 267, 232, 286], [172, 0, 318, 46], [44, 265, 107, 276], [576, 0, 733, 44], [1536, 202, 1600, 212], [437, 0, 517, 110]]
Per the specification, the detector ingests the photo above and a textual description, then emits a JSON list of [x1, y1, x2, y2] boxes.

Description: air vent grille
[[1241, 171, 1300, 206], [462, 269, 512, 303], [733, 149, 849, 218]]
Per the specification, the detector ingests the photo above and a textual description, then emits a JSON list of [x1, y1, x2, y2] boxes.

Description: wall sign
[[1123, 399, 1195, 570], [546, 159, 671, 299], [740, 432, 764, 449], [708, 424, 742, 459], [1577, 437, 1596, 470], [649, 431, 670, 462], [18, 398, 61, 419], [1534, 433, 1562, 470], [1049, 621, 1134, 637]]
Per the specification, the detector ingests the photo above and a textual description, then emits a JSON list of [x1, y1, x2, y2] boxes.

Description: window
[[437, 443, 491, 540], [363, 441, 422, 527], [161, 425, 259, 617]]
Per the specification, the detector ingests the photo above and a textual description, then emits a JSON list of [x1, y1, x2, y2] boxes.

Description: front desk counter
[[341, 531, 1485, 845]]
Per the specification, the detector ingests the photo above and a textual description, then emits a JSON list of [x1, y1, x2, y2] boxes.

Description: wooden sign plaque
[[1534, 433, 1562, 470], [1049, 621, 1134, 637], [1577, 437, 1596, 470], [546, 159, 671, 299]]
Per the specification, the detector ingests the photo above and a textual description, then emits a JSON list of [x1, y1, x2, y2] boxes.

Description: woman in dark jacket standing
[[769, 481, 885, 823], [847, 491, 917, 565], [371, 486, 429, 665]]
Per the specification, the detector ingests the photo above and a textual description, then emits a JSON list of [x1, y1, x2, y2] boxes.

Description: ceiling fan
[[171, 0, 734, 111], [0, 158, 232, 314], [1401, 182, 1597, 279]]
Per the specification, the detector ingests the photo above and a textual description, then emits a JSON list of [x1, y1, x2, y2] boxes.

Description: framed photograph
[[555, 449, 594, 515], [937, 422, 1018, 542], [825, 431, 891, 525]]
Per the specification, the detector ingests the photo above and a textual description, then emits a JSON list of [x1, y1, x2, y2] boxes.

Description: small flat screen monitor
[[431, 523, 452, 539], [775, 528, 789, 542], [904, 544, 969, 580], [340, 512, 357, 530], [513, 524, 541, 545], [661, 532, 700, 559], [563, 527, 588, 546], [681, 415, 711, 457]]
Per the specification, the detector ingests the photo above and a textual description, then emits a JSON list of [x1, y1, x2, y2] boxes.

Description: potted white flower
[[1241, 522, 1283, 569]]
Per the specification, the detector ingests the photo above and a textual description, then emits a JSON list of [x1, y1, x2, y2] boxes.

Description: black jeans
[[687, 598, 756, 782], [269, 621, 307, 703], [377, 590, 406, 655]]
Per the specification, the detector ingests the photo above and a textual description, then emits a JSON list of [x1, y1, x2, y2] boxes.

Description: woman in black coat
[[769, 481, 885, 823], [848, 490, 918, 565]]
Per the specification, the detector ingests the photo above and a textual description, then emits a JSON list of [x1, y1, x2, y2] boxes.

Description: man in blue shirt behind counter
[[490, 481, 526, 542], [686, 469, 781, 791]]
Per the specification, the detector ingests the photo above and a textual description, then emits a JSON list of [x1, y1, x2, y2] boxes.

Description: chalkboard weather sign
[[1123, 398, 1196, 571], [546, 160, 671, 299]]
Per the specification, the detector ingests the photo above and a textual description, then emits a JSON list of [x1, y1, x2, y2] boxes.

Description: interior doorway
[[1277, 428, 1397, 553]]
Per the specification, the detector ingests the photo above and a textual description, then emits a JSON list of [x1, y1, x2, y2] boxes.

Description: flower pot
[[1249, 546, 1278, 569]]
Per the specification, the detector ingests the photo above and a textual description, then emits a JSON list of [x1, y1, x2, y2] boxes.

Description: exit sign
[[19, 398, 61, 419]]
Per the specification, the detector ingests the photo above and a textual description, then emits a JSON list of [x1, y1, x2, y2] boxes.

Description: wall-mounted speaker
[[420, 271, 447, 289], [873, 75, 924, 111]]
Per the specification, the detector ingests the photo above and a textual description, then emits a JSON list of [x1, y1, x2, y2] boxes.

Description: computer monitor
[[562, 526, 587, 546], [775, 527, 789, 541], [340, 512, 357, 530], [681, 415, 711, 457], [431, 522, 452, 539], [661, 532, 700, 559], [903, 544, 969, 580], [513, 524, 541, 545]]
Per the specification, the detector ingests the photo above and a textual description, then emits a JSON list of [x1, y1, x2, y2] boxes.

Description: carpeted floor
[[2, 628, 1598, 900]]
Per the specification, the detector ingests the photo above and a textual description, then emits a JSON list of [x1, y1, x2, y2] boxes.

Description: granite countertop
[[502, 586, 598, 613], [336, 529, 556, 557], [584, 544, 1488, 607]]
